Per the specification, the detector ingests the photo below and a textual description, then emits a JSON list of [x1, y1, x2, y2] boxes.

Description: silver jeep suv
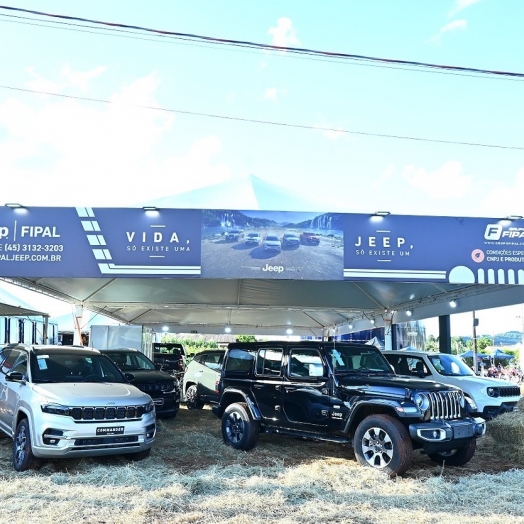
[[0, 344, 156, 471]]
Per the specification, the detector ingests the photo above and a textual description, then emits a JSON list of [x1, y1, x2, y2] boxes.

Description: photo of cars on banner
[[201, 210, 344, 280]]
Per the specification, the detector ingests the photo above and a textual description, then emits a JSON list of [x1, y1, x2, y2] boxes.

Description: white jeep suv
[[0, 344, 156, 471], [382, 349, 521, 419]]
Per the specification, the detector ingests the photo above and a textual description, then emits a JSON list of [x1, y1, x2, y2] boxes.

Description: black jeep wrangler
[[212, 341, 486, 476]]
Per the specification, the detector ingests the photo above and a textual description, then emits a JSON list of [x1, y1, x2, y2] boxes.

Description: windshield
[[266, 235, 279, 241], [328, 346, 392, 373], [428, 354, 475, 377], [30, 352, 126, 383], [103, 351, 156, 371]]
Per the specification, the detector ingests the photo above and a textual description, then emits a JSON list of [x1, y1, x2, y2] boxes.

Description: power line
[[2, 13, 523, 83], [1, 4, 524, 80], [1, 84, 522, 151], [4, 14, 521, 83]]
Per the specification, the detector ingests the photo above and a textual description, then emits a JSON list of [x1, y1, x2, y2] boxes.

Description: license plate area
[[453, 424, 474, 439], [96, 426, 125, 436]]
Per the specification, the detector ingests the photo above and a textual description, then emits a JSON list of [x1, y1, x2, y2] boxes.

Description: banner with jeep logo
[[0, 206, 522, 284]]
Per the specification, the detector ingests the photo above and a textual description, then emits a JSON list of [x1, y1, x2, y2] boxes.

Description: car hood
[[33, 382, 150, 405], [126, 369, 175, 383], [433, 374, 521, 388], [337, 374, 459, 393]]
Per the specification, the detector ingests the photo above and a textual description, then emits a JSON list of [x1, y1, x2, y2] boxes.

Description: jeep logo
[[262, 263, 284, 273]]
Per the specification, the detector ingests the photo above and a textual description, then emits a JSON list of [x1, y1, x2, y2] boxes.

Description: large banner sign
[[0, 207, 523, 285], [0, 207, 201, 277]]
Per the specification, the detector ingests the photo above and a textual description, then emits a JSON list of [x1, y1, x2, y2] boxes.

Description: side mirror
[[124, 372, 136, 382], [6, 371, 25, 382], [155, 363, 163, 370]]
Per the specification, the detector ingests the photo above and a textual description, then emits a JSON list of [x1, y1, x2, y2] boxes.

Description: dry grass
[[1, 406, 524, 523]]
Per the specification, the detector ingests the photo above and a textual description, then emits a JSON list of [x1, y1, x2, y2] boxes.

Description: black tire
[[185, 384, 204, 410], [127, 448, 151, 461], [13, 418, 42, 472], [354, 414, 413, 477], [221, 402, 260, 451], [427, 439, 476, 467]]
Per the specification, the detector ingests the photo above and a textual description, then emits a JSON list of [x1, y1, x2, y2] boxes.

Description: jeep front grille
[[139, 381, 175, 393], [71, 405, 146, 421], [500, 386, 521, 397], [424, 391, 463, 420]]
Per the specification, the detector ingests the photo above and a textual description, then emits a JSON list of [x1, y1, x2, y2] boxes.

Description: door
[[251, 347, 284, 421], [282, 347, 332, 428], [0, 348, 27, 432]]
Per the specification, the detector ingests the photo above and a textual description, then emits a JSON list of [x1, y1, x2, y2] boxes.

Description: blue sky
[[1, 0, 523, 216], [0, 0, 523, 336]]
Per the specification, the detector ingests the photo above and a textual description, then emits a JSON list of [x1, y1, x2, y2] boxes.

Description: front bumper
[[409, 417, 486, 452], [480, 402, 518, 420], [31, 411, 156, 459]]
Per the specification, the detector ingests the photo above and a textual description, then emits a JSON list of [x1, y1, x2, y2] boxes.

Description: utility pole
[[472, 311, 479, 375]]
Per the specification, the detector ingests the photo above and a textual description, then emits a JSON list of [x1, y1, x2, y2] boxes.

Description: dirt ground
[[153, 405, 521, 480], [0, 403, 519, 480]]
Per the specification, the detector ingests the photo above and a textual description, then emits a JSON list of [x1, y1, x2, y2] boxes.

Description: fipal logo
[[484, 224, 502, 240]]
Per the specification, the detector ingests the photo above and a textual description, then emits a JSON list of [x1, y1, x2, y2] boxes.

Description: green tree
[[424, 334, 439, 352], [235, 335, 256, 342], [476, 337, 492, 352]]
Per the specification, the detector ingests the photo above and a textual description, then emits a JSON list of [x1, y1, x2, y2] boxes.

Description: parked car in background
[[282, 232, 300, 248], [0, 344, 156, 471], [183, 350, 225, 409], [225, 229, 243, 241], [300, 232, 320, 245], [101, 348, 180, 419], [382, 350, 522, 420], [153, 342, 187, 380], [263, 234, 282, 252], [244, 232, 262, 245]]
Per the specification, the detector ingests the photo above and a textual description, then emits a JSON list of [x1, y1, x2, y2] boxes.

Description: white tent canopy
[[2, 177, 524, 338]]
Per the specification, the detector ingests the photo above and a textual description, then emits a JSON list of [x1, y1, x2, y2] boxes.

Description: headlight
[[41, 403, 71, 416], [487, 387, 500, 397], [144, 401, 155, 413], [413, 393, 430, 411]]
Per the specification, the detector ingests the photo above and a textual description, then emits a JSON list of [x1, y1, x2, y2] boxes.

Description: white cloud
[[0, 72, 232, 206], [480, 167, 524, 216], [449, 0, 482, 17], [268, 18, 299, 47], [62, 65, 107, 91], [264, 88, 279, 100], [441, 19, 468, 34], [25, 66, 66, 94], [322, 127, 345, 140], [403, 161, 472, 198], [429, 19, 467, 43]]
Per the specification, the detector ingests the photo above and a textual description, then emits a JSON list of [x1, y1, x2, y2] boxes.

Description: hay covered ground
[[1, 405, 524, 524]]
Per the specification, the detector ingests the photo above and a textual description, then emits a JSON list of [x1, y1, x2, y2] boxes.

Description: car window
[[225, 348, 255, 374], [201, 352, 224, 370], [106, 351, 156, 371], [11, 352, 28, 377], [256, 348, 283, 376], [1, 349, 23, 375], [30, 352, 126, 383], [0, 347, 12, 369], [289, 348, 325, 377], [428, 354, 475, 377]]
